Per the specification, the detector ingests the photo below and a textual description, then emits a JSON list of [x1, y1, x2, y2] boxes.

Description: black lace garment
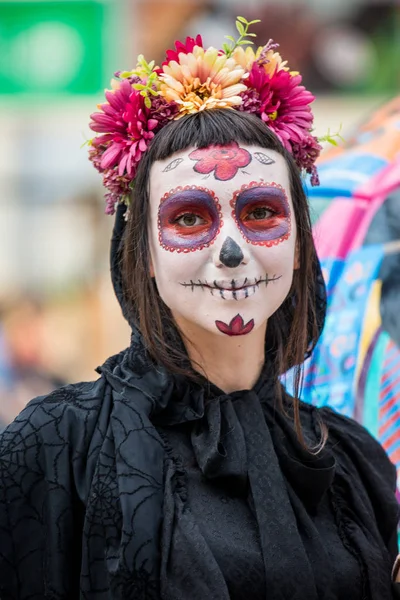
[[0, 342, 398, 600], [1, 204, 398, 598]]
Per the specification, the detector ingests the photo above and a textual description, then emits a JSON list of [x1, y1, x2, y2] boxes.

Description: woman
[[0, 19, 399, 600]]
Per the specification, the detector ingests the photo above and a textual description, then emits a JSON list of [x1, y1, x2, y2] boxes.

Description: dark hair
[[122, 109, 324, 449]]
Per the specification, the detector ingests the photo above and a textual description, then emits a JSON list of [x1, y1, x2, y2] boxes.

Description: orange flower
[[159, 46, 247, 117]]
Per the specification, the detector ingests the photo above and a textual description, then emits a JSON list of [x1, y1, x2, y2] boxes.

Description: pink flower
[[162, 35, 203, 67], [237, 88, 262, 114], [88, 80, 158, 208], [159, 46, 246, 116], [243, 63, 320, 176], [88, 144, 133, 214], [291, 135, 322, 186], [150, 95, 179, 130]]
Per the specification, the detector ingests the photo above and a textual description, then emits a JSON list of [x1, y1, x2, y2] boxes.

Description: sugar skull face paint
[[148, 144, 298, 340], [231, 181, 291, 246], [158, 185, 222, 253]]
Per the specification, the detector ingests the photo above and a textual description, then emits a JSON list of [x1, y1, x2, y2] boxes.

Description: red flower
[[215, 314, 255, 336], [162, 35, 203, 67], [189, 142, 252, 181]]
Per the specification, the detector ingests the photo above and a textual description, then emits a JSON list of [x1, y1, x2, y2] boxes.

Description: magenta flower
[[149, 95, 179, 129], [292, 135, 322, 185], [162, 35, 203, 67], [243, 63, 321, 180], [89, 79, 158, 207]]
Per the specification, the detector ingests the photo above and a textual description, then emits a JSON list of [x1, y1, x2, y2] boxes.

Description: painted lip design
[[179, 274, 282, 300]]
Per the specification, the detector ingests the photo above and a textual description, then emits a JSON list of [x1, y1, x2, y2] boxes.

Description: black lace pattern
[[0, 341, 398, 599]]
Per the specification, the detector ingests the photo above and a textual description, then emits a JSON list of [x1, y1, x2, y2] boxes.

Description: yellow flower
[[232, 44, 289, 77], [159, 46, 247, 117], [260, 49, 289, 76], [232, 46, 260, 70]]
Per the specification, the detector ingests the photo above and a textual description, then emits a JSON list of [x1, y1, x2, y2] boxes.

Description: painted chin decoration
[[215, 314, 255, 336], [148, 144, 297, 339]]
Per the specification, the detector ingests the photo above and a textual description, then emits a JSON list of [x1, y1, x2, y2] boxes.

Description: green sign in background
[[0, 1, 107, 95]]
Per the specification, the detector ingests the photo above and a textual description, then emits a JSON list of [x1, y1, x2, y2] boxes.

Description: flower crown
[[88, 17, 322, 215]]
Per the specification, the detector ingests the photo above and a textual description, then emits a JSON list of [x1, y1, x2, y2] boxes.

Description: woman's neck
[[176, 317, 268, 393]]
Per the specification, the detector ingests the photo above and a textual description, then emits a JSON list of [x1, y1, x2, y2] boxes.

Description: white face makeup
[[148, 142, 298, 338]]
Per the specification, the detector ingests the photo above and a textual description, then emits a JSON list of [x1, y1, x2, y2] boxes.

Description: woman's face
[[148, 142, 298, 338]]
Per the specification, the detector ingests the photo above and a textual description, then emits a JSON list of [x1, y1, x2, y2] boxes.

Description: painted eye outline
[[230, 181, 291, 246], [157, 185, 223, 253]]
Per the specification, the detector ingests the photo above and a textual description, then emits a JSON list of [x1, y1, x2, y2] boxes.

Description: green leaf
[[222, 43, 231, 54], [236, 21, 245, 35], [236, 16, 248, 24], [144, 96, 152, 108], [248, 19, 261, 24], [133, 83, 146, 90], [246, 33, 257, 37], [327, 137, 338, 146], [237, 40, 253, 45], [225, 35, 236, 42]]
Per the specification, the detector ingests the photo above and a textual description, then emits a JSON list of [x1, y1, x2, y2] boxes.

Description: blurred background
[[0, 0, 399, 426]]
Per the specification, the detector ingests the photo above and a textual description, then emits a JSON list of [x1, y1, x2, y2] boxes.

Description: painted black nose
[[219, 236, 244, 268]]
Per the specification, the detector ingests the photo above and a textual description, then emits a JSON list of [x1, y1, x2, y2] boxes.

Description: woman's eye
[[246, 207, 274, 221], [175, 213, 206, 227]]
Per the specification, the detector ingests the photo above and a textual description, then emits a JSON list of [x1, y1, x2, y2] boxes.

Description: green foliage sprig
[[222, 16, 261, 58], [318, 125, 345, 146], [120, 55, 159, 108]]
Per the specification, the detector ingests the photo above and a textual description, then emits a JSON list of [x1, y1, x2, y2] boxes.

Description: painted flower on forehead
[[189, 142, 252, 181], [159, 46, 247, 117]]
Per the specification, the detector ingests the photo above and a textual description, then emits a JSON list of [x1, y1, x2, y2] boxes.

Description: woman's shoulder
[[0, 378, 111, 476], [304, 402, 398, 516], [299, 401, 399, 557], [2, 378, 106, 438], [314, 404, 395, 477], [0, 377, 114, 507]]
